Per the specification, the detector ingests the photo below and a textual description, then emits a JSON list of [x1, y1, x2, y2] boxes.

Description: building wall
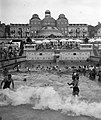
[[29, 14, 41, 37], [8, 11, 91, 38], [10, 24, 30, 38], [41, 10, 56, 28], [24, 50, 91, 61], [25, 51, 54, 60], [68, 24, 88, 38], [59, 51, 90, 60], [96, 28, 101, 37], [57, 14, 68, 36]]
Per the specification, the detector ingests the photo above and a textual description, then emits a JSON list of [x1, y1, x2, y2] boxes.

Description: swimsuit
[[73, 86, 79, 96], [3, 80, 11, 89]]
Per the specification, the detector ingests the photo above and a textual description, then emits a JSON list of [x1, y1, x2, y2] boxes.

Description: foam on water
[[0, 86, 101, 119]]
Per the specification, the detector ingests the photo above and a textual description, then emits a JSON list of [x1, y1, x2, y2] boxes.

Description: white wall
[[25, 51, 54, 60], [59, 52, 91, 60], [25, 51, 91, 61]]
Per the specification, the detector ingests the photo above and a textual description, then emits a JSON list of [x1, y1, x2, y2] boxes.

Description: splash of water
[[0, 86, 101, 119]]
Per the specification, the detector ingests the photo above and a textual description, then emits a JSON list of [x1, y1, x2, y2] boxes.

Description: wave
[[0, 86, 101, 119]]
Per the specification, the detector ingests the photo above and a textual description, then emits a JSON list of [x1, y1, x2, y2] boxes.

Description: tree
[[88, 25, 95, 38], [5, 25, 10, 38]]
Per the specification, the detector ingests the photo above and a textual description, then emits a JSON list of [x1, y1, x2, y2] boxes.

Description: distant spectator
[[98, 70, 101, 82], [3, 68, 8, 77]]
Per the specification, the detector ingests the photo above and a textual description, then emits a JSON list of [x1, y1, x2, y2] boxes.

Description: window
[[65, 31, 67, 33], [61, 28, 64, 31], [39, 53, 42, 55], [73, 53, 76, 55], [58, 22, 60, 24]]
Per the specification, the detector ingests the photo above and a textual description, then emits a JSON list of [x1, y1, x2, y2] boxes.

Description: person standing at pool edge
[[0, 74, 14, 89]]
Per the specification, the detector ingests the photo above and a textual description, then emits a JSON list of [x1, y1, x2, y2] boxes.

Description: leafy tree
[[88, 25, 95, 38]]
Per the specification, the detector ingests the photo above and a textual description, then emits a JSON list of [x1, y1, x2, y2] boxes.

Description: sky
[[0, 0, 101, 26]]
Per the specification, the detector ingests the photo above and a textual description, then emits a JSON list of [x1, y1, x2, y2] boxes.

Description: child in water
[[67, 72, 79, 96]]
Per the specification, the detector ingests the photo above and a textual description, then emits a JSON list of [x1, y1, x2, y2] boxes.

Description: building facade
[[57, 14, 69, 36], [38, 10, 63, 37], [42, 10, 56, 27], [68, 24, 88, 38], [4, 10, 95, 38], [29, 14, 41, 37], [10, 24, 30, 38], [94, 22, 101, 37]]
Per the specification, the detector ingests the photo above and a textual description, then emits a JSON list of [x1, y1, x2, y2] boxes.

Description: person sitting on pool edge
[[0, 74, 14, 90], [67, 72, 79, 96]]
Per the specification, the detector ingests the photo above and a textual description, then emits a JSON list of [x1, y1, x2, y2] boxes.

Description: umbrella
[[35, 40, 42, 44], [88, 39, 95, 43], [32, 39, 35, 42], [50, 39, 58, 42], [67, 39, 75, 42], [95, 38, 101, 42], [75, 39, 83, 43], [60, 39, 68, 42], [42, 39, 50, 43]]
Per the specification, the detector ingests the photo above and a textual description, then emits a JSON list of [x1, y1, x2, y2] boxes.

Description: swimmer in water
[[0, 74, 14, 89]]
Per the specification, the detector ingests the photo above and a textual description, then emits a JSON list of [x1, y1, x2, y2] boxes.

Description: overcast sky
[[1, 0, 101, 26]]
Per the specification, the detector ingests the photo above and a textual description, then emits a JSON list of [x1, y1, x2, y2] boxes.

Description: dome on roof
[[38, 26, 63, 37], [58, 14, 67, 19], [31, 14, 40, 20], [45, 10, 51, 14], [42, 17, 55, 27], [45, 10, 51, 18]]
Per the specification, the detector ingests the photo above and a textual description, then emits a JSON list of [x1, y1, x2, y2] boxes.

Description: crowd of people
[[0, 43, 20, 60], [20, 63, 101, 83], [35, 41, 80, 51], [16, 63, 101, 96]]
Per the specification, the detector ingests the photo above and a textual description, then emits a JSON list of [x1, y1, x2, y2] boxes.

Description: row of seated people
[[35, 42, 80, 51]]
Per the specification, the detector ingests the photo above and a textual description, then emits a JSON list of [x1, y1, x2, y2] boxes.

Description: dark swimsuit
[[73, 87, 79, 96], [69, 80, 79, 96], [3, 80, 11, 89]]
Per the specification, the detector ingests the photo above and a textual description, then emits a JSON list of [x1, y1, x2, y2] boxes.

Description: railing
[[0, 56, 26, 69]]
